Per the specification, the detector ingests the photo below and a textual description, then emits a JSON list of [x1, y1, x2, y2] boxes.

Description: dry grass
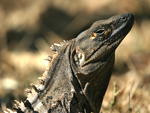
[[0, 0, 150, 113]]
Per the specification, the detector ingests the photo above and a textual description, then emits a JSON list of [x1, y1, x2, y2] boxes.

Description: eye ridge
[[95, 29, 105, 34]]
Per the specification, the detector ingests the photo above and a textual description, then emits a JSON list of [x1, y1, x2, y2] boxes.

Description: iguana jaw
[[75, 13, 134, 67]]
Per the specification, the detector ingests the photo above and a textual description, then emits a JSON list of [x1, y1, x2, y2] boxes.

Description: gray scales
[[5, 13, 134, 113]]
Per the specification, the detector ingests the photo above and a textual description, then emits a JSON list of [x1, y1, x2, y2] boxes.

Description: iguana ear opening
[[74, 48, 85, 67]]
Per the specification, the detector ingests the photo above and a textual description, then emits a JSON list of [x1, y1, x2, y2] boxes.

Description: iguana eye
[[95, 29, 105, 34]]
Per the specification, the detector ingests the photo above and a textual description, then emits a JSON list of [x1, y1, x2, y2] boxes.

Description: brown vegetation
[[0, 0, 150, 112]]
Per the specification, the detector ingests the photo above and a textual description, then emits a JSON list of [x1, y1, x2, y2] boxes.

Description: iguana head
[[73, 13, 134, 112], [75, 13, 134, 68]]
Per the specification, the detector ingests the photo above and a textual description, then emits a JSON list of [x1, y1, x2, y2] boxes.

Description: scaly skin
[[6, 13, 134, 113]]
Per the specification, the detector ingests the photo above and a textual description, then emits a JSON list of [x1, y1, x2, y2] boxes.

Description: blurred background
[[0, 0, 150, 113]]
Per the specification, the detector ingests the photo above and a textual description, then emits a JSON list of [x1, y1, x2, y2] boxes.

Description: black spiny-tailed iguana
[[5, 13, 134, 113]]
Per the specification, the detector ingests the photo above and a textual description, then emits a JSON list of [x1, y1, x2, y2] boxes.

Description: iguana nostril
[[122, 17, 127, 22]]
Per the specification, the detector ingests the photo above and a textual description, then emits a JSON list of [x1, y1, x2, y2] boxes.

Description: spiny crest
[[25, 89, 32, 93], [4, 40, 68, 113], [50, 40, 67, 54], [4, 108, 17, 113], [44, 40, 68, 62]]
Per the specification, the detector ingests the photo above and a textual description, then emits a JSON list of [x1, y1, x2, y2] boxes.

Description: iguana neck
[[79, 53, 115, 112], [72, 47, 115, 112], [19, 40, 92, 113]]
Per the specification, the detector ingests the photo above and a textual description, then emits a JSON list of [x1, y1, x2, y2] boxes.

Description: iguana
[[5, 13, 134, 113]]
